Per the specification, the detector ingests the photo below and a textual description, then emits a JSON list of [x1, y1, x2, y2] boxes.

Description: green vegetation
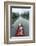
[[11, 11, 29, 24], [11, 12, 19, 24], [21, 11, 29, 19]]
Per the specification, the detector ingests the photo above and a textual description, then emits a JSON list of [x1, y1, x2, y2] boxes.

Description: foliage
[[11, 12, 19, 24], [21, 11, 29, 19], [11, 11, 29, 24]]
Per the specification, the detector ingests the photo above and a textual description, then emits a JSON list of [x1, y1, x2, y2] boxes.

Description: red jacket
[[16, 24, 25, 36]]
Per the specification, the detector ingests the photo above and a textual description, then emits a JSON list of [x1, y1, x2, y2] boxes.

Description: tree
[[21, 11, 29, 20], [11, 12, 19, 24]]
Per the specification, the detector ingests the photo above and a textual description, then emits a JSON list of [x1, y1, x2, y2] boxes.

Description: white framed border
[[8, 3, 33, 42]]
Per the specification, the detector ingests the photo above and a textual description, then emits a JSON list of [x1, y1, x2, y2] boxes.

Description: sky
[[12, 8, 31, 15]]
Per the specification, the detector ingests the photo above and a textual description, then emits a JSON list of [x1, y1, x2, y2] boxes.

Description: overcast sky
[[12, 8, 32, 15]]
